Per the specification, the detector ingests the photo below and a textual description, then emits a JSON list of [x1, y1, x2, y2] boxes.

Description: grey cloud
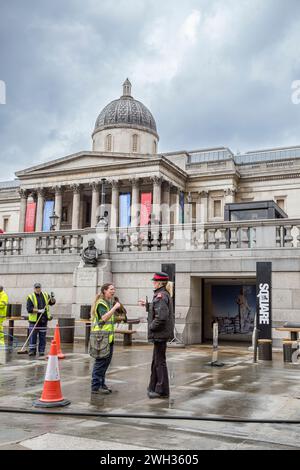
[[0, 0, 300, 179]]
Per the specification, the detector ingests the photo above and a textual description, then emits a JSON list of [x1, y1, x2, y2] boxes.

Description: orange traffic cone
[[54, 324, 65, 359], [33, 340, 70, 408]]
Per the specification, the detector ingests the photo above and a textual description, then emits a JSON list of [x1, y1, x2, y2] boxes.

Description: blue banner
[[43, 200, 55, 232], [179, 192, 185, 224], [119, 193, 131, 227]]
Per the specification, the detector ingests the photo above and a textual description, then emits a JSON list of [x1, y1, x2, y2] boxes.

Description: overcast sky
[[0, 0, 300, 180]]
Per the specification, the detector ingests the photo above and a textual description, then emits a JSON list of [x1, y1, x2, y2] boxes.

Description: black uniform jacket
[[147, 287, 174, 342]]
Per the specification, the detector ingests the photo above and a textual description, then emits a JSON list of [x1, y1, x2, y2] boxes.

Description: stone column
[[35, 188, 45, 232], [71, 184, 81, 230], [184, 192, 192, 225], [90, 181, 100, 227], [198, 190, 209, 223], [110, 180, 119, 228], [172, 186, 181, 225], [54, 185, 63, 230], [130, 178, 140, 227], [18, 189, 28, 232], [162, 180, 171, 226], [152, 176, 162, 224]]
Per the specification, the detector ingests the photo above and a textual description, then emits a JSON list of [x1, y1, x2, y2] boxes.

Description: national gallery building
[[1, 79, 300, 345]]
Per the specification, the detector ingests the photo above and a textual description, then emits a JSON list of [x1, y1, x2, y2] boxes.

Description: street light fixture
[[50, 211, 59, 231]]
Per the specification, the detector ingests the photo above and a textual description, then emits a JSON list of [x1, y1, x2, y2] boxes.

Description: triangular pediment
[[16, 151, 149, 177]]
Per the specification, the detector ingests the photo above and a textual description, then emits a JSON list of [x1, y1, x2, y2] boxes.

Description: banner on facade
[[256, 262, 272, 339], [25, 202, 37, 232], [119, 193, 131, 227], [179, 191, 185, 224], [140, 192, 152, 226], [42, 200, 55, 232]]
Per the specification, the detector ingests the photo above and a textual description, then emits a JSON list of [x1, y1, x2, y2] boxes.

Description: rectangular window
[[3, 217, 9, 232], [213, 200, 222, 218], [276, 199, 285, 211]]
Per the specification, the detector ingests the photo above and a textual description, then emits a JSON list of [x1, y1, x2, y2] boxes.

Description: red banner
[[25, 202, 37, 232], [140, 192, 152, 226]]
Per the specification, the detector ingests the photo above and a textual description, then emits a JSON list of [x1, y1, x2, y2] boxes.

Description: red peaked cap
[[152, 272, 169, 281]]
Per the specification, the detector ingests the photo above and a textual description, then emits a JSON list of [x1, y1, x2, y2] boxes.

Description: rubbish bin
[[80, 305, 91, 320], [258, 339, 272, 361], [58, 318, 75, 344], [7, 303, 22, 318], [283, 340, 298, 363]]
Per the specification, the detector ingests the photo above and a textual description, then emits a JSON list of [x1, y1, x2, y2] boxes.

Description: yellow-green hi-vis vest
[[0, 291, 8, 321], [92, 299, 115, 343], [27, 292, 51, 323]]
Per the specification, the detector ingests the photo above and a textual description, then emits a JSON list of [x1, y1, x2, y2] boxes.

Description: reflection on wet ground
[[1, 342, 300, 449]]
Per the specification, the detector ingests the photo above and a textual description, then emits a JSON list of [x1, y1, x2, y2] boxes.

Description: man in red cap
[[139, 272, 174, 399]]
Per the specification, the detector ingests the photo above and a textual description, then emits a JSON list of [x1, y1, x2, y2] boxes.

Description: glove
[[38, 309, 45, 314], [48, 316, 53, 321]]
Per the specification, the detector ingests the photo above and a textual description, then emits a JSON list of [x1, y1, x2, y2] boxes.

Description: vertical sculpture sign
[[256, 262, 272, 339], [25, 201, 37, 232], [119, 193, 131, 227], [140, 192, 152, 226], [43, 200, 55, 232], [179, 192, 185, 224]]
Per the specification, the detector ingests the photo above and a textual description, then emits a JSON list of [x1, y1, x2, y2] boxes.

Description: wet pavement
[[1, 341, 300, 450]]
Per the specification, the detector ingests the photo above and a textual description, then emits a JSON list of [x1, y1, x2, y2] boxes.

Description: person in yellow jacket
[[0, 286, 8, 346], [91, 283, 120, 395], [26, 283, 56, 357]]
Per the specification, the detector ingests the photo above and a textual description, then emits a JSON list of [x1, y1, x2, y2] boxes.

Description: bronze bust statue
[[81, 239, 101, 267]]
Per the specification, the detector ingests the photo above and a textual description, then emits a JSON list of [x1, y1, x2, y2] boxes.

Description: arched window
[[132, 134, 138, 152], [106, 134, 112, 152], [153, 140, 157, 154]]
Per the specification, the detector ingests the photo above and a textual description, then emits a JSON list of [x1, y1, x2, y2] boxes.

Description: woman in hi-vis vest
[[90, 284, 120, 395]]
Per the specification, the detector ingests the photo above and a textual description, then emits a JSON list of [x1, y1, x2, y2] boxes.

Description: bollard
[[258, 339, 272, 361], [283, 340, 298, 363], [210, 322, 225, 367], [252, 326, 259, 363]]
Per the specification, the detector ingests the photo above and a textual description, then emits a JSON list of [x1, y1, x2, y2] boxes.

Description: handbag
[[89, 329, 111, 359], [89, 312, 111, 360]]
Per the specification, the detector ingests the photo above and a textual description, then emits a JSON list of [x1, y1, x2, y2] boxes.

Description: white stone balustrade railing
[[113, 219, 300, 251], [0, 230, 84, 256], [115, 225, 173, 252], [1, 219, 300, 256]]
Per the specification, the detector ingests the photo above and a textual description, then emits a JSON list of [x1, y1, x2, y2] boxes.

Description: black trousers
[[149, 341, 169, 396], [91, 343, 114, 391]]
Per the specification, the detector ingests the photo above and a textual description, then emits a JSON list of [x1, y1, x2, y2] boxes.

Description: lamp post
[[50, 211, 59, 231]]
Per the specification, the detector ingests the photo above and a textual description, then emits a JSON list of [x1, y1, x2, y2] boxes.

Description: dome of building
[[92, 79, 159, 154], [94, 79, 158, 138]]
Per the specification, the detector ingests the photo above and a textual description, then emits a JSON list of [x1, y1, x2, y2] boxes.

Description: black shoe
[[91, 388, 110, 395], [39, 352, 45, 357], [148, 391, 169, 399], [102, 384, 112, 393], [28, 351, 36, 357]]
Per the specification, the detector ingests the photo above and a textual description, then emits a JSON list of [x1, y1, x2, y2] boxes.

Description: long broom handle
[[19, 312, 45, 352]]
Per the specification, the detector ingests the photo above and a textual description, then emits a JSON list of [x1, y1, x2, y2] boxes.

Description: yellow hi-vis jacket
[[0, 291, 8, 321], [27, 292, 51, 323], [92, 299, 115, 343]]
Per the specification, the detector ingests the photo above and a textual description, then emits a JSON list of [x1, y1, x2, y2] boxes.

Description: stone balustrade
[[1, 219, 300, 256], [0, 230, 84, 256]]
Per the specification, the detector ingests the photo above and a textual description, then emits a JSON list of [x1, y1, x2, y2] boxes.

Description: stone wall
[[1, 242, 300, 345]]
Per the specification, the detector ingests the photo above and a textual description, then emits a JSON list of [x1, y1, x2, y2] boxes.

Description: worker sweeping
[[0, 286, 8, 347], [26, 283, 56, 357]]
